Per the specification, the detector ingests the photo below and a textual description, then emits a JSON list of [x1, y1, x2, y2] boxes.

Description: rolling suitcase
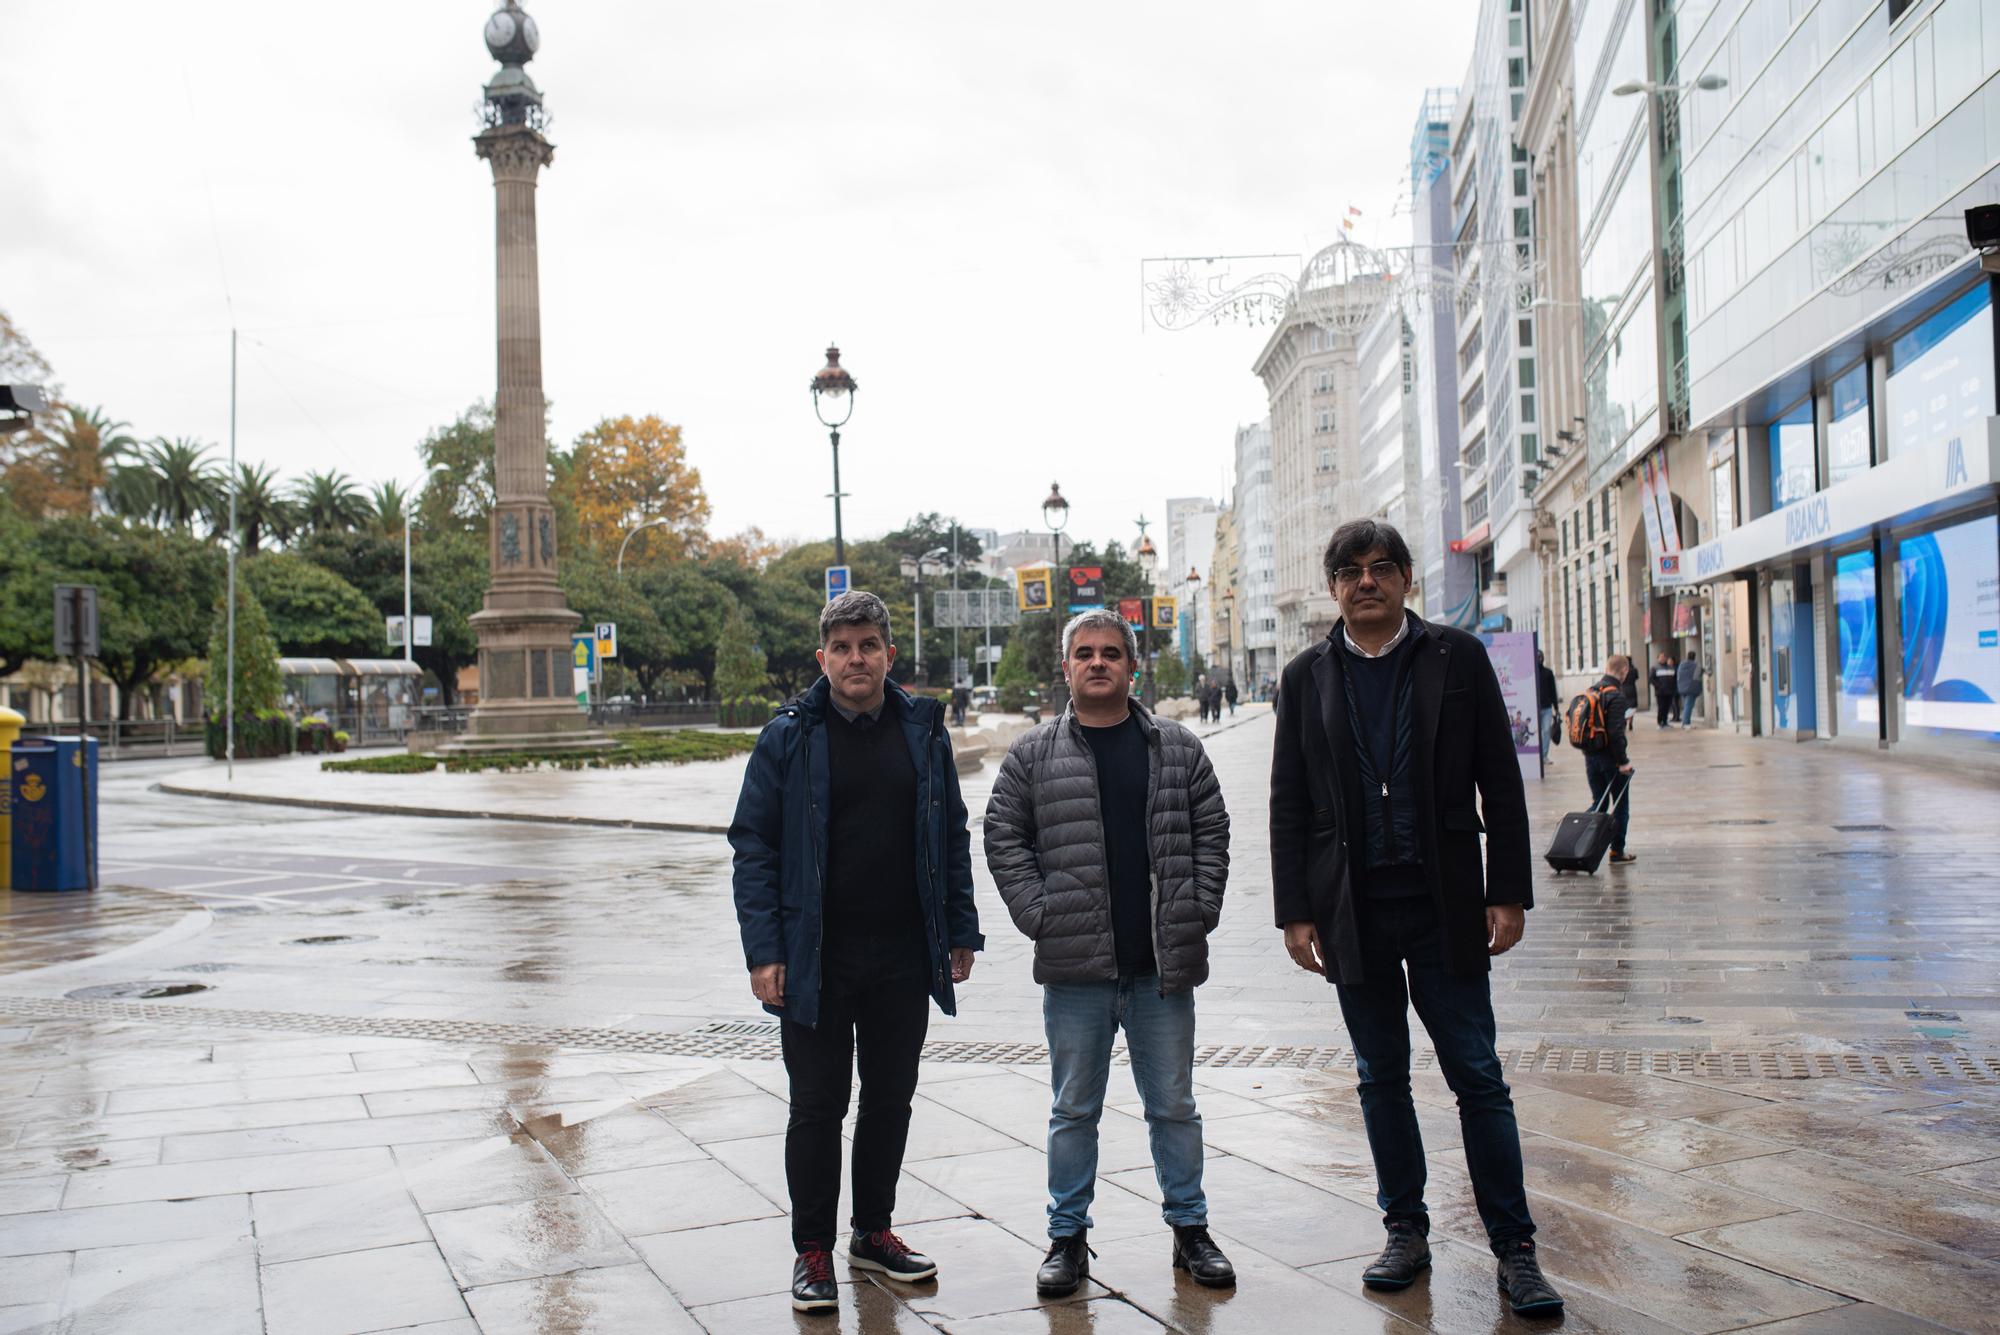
[[1544, 781, 1622, 874]]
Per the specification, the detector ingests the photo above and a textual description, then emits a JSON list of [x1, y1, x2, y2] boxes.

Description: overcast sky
[[3, 2, 1477, 551]]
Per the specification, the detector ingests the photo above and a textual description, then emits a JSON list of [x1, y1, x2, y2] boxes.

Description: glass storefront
[[1834, 548, 1879, 736], [1768, 571, 1817, 734], [1886, 283, 1995, 459], [1895, 511, 2000, 739]]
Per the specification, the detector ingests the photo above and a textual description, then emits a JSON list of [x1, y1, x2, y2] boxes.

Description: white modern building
[[1231, 419, 1280, 689]]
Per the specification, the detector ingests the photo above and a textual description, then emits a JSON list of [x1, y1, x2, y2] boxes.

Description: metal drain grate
[[2, 996, 1994, 1083]]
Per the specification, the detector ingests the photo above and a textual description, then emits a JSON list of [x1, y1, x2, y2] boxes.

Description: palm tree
[[232, 462, 297, 556], [46, 406, 139, 516], [366, 479, 409, 538], [292, 469, 370, 538], [141, 437, 223, 532]]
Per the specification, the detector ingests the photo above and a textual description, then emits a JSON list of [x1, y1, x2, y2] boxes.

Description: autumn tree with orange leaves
[[556, 414, 710, 565]]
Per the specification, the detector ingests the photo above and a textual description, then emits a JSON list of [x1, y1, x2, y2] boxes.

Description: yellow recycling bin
[[0, 706, 23, 891]]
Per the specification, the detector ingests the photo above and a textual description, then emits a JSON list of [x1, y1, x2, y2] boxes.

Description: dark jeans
[[1585, 755, 1632, 854], [1334, 896, 1535, 1251], [780, 934, 930, 1252], [1655, 691, 1676, 727]]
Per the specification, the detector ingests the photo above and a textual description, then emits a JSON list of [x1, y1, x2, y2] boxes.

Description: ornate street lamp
[[1221, 586, 1237, 690], [1135, 514, 1158, 704], [1043, 482, 1070, 707], [810, 344, 858, 567]]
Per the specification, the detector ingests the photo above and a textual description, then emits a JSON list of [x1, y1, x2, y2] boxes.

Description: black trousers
[[780, 935, 931, 1252], [1655, 690, 1676, 727]]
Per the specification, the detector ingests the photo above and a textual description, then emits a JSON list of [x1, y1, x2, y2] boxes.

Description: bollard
[[0, 706, 22, 891]]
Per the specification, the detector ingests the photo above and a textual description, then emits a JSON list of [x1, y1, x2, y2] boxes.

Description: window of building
[[1518, 317, 1533, 347], [1769, 397, 1816, 509], [1828, 362, 1872, 485], [1518, 358, 1536, 390], [1586, 498, 1596, 540], [1711, 458, 1736, 534], [1886, 282, 1995, 460]]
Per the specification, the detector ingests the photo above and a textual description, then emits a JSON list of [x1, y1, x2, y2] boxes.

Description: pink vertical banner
[[1479, 629, 1542, 780]]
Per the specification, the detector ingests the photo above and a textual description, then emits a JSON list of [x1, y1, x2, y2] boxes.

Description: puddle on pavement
[[287, 934, 380, 946], [64, 982, 213, 1001], [169, 963, 236, 973]]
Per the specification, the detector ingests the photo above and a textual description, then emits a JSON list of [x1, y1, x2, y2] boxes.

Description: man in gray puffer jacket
[[985, 609, 1235, 1298]]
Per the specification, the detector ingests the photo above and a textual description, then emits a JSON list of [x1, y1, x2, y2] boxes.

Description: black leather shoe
[[1171, 1224, 1236, 1288], [791, 1249, 837, 1314], [1037, 1232, 1091, 1297], [1361, 1224, 1432, 1290], [1495, 1240, 1564, 1316], [848, 1228, 937, 1282]]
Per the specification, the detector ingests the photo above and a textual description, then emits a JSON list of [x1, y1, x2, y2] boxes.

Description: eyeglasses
[[1332, 560, 1403, 587]]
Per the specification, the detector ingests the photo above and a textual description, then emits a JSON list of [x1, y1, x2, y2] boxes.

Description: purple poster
[[1479, 630, 1542, 778]]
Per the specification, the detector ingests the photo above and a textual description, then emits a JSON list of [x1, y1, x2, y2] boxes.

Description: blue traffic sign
[[825, 565, 851, 603]]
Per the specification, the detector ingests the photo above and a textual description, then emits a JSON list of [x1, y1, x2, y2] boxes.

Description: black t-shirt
[[1081, 712, 1156, 976], [822, 706, 925, 949]]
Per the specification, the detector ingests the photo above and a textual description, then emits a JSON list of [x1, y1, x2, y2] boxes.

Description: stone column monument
[[459, 1, 601, 749]]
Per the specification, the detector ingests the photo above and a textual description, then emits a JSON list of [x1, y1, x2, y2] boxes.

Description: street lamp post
[[901, 546, 950, 684], [1220, 585, 1235, 683], [401, 465, 452, 665], [810, 344, 858, 567], [1184, 566, 1202, 673], [1042, 482, 1069, 711], [1135, 514, 1157, 706], [616, 517, 677, 576]]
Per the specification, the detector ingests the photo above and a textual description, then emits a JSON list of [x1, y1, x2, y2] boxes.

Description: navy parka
[[728, 677, 984, 1028]]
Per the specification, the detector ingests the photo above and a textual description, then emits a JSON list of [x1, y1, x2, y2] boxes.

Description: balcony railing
[[1669, 356, 1690, 434]]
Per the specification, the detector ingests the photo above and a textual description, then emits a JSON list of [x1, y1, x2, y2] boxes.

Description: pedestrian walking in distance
[[1535, 650, 1558, 766], [1675, 651, 1702, 728], [985, 608, 1237, 1298], [1651, 652, 1678, 730], [1579, 655, 1637, 865], [1269, 519, 1563, 1318], [729, 590, 984, 1314], [1224, 678, 1239, 716]]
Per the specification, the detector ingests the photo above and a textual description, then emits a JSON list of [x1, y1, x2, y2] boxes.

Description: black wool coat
[[1269, 616, 1532, 983]]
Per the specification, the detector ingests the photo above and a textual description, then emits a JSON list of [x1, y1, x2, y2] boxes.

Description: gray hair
[[820, 590, 893, 645], [1061, 608, 1138, 663]]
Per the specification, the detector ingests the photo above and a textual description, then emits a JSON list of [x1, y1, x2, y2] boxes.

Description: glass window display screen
[[1887, 284, 1994, 459], [1896, 513, 2000, 737], [1835, 549, 1878, 732]]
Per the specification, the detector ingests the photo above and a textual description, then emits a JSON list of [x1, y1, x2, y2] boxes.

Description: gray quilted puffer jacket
[[983, 702, 1230, 991]]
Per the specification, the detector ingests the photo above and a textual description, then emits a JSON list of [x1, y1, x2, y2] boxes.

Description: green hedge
[[206, 710, 296, 760], [719, 697, 779, 728]]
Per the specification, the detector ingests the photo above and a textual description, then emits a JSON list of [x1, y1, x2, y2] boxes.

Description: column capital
[[475, 124, 555, 181]]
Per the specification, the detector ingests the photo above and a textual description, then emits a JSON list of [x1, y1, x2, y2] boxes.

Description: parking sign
[[595, 621, 617, 659], [825, 565, 850, 603]]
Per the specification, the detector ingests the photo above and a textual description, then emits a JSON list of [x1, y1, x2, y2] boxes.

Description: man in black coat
[[1269, 520, 1562, 1318]]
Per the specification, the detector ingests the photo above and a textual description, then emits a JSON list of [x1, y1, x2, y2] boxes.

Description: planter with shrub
[[205, 709, 297, 760], [296, 716, 335, 754], [719, 696, 778, 728]]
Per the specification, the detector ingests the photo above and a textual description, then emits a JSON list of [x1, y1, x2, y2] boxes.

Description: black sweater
[[822, 708, 925, 947]]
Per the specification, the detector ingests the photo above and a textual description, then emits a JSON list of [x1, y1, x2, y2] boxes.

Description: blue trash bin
[[10, 736, 98, 892]]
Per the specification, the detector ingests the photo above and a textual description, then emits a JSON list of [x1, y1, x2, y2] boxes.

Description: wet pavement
[[1, 712, 1997, 1331]]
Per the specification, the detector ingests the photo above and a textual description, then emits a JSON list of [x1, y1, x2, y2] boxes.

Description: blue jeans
[[1335, 898, 1535, 1251], [1044, 975, 1205, 1237], [1538, 706, 1554, 761], [1679, 693, 1699, 726]]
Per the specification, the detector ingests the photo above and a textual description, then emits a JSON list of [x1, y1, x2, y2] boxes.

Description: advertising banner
[[1478, 629, 1542, 777], [1638, 457, 1667, 565], [1895, 512, 2000, 736], [1152, 596, 1177, 630], [1069, 566, 1105, 604], [1652, 450, 1681, 553], [1118, 597, 1145, 626], [1016, 566, 1053, 613]]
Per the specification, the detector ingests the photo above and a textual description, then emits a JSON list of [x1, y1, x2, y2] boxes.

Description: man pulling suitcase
[[1560, 657, 1635, 867]]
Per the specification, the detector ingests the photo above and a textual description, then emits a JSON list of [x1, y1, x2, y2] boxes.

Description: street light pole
[[617, 517, 676, 576], [1136, 514, 1157, 707], [810, 345, 858, 567], [1042, 482, 1070, 711]]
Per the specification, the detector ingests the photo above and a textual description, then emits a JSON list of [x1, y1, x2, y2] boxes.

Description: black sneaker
[[791, 1248, 837, 1314], [1036, 1232, 1091, 1297], [848, 1228, 937, 1283], [1496, 1240, 1564, 1316], [1170, 1224, 1236, 1288], [1361, 1223, 1431, 1290]]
